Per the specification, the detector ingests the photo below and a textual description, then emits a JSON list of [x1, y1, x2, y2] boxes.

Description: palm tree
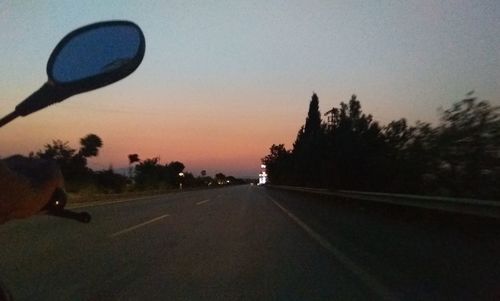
[[79, 134, 103, 158], [128, 154, 140, 179]]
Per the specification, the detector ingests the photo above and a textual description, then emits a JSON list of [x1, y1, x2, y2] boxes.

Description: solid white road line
[[196, 199, 211, 205], [109, 214, 170, 238], [265, 194, 397, 301]]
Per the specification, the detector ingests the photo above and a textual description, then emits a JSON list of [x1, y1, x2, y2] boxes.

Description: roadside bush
[[94, 168, 128, 193]]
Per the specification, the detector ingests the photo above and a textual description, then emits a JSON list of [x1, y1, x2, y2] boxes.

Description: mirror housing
[[47, 20, 145, 89]]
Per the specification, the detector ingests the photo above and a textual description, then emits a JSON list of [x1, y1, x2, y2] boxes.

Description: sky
[[0, 0, 499, 177]]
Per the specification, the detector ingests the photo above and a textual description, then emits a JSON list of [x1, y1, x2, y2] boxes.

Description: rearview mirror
[[0, 20, 145, 128], [48, 21, 145, 86]]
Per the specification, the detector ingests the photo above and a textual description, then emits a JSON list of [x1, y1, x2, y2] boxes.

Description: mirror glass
[[50, 24, 142, 83]]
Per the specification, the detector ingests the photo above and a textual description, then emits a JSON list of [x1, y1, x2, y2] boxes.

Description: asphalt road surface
[[0, 185, 499, 300]]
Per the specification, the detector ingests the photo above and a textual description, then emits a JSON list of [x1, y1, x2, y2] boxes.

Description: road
[[0, 185, 499, 300]]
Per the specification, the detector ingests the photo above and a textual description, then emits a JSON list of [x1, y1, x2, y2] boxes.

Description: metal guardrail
[[268, 185, 500, 219]]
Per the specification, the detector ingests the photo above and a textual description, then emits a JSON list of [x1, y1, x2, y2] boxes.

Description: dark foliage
[[33, 134, 244, 194], [128, 154, 140, 164], [94, 167, 129, 193], [79, 134, 103, 158], [36, 134, 104, 191], [263, 92, 500, 200]]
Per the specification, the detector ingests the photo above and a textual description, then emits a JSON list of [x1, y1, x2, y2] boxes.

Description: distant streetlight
[[178, 172, 184, 189]]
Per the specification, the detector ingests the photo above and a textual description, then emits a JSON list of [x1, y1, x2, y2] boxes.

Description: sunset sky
[[0, 1, 499, 177]]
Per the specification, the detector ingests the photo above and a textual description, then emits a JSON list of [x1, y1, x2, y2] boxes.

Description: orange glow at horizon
[[0, 78, 444, 178], [0, 85, 303, 177]]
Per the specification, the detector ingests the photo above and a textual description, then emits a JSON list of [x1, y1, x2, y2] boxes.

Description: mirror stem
[[0, 111, 19, 128], [0, 82, 70, 128], [15, 82, 69, 117]]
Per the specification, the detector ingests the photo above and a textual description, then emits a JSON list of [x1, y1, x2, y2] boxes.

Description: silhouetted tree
[[381, 119, 412, 190], [95, 166, 128, 193], [128, 153, 140, 178], [262, 144, 292, 184], [79, 134, 103, 158], [36, 136, 99, 191], [215, 173, 226, 184], [128, 154, 140, 164], [304, 93, 322, 135], [325, 94, 384, 190], [401, 121, 439, 193], [165, 161, 185, 187], [434, 92, 500, 198], [134, 158, 188, 190], [264, 91, 499, 200], [134, 157, 163, 189], [292, 93, 328, 186], [70, 134, 103, 173], [36, 140, 75, 163], [168, 161, 185, 175]]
